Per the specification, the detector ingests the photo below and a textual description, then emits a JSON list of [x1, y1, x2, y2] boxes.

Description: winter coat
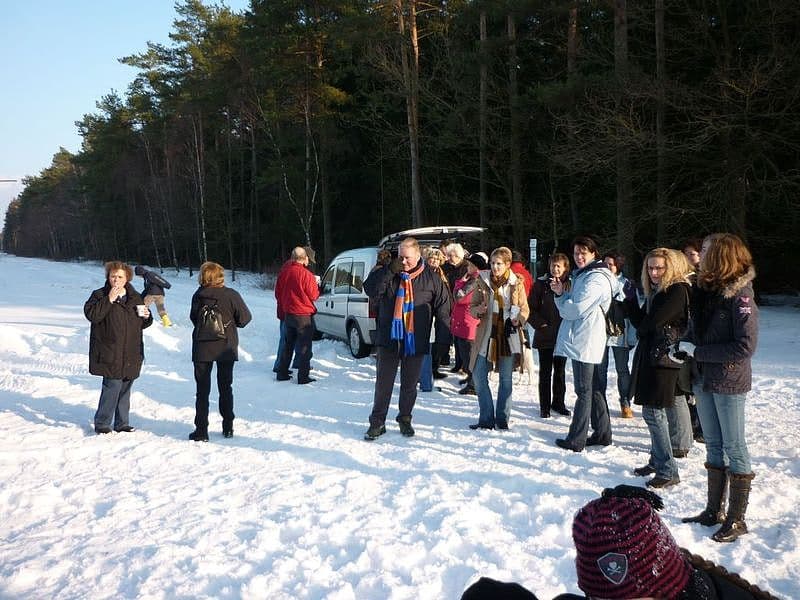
[[554, 261, 617, 364], [444, 260, 469, 292], [190, 286, 252, 363], [275, 260, 319, 318], [689, 268, 758, 394], [135, 266, 172, 297], [510, 261, 533, 296], [606, 274, 638, 349], [451, 275, 480, 341], [469, 269, 530, 371], [528, 274, 563, 350], [84, 282, 153, 380], [628, 282, 691, 408], [364, 261, 452, 356]]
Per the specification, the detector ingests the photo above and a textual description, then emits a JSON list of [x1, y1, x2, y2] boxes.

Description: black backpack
[[195, 302, 227, 341]]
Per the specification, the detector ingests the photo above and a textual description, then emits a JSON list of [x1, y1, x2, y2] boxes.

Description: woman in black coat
[[627, 248, 691, 489], [84, 261, 153, 434], [189, 261, 252, 441], [528, 252, 571, 418]]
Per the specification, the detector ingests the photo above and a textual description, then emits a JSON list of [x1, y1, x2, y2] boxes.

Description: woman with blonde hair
[[626, 247, 691, 488], [679, 233, 758, 543], [468, 247, 529, 430], [189, 261, 252, 441]]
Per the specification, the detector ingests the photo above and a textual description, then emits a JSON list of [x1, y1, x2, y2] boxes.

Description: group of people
[[362, 232, 759, 547], [84, 232, 760, 553]]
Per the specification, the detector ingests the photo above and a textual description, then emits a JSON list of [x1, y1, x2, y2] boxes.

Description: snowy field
[[0, 253, 798, 600]]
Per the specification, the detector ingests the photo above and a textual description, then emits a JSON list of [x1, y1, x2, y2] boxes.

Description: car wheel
[[347, 322, 370, 358]]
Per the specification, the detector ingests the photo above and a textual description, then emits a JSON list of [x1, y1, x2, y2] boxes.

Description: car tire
[[347, 321, 371, 359]]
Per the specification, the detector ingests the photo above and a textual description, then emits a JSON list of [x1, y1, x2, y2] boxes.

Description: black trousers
[[369, 345, 425, 427], [536, 347, 567, 412], [277, 314, 315, 382], [194, 360, 234, 432]]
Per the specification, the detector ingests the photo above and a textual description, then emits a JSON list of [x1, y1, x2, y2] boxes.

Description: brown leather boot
[[712, 471, 755, 542], [682, 463, 728, 526]]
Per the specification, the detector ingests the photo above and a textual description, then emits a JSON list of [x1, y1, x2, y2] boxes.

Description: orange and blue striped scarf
[[391, 260, 424, 354]]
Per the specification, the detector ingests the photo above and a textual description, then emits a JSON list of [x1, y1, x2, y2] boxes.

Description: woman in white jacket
[[552, 235, 619, 452]]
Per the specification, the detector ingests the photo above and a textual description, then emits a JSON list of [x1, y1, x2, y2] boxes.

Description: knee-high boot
[[712, 471, 755, 543], [682, 463, 728, 526]]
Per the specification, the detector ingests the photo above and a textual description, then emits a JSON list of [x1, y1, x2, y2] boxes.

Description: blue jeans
[[472, 354, 514, 426], [597, 346, 631, 409], [642, 406, 679, 479], [693, 378, 751, 474], [418, 346, 433, 392], [565, 360, 611, 447], [94, 377, 133, 429], [667, 395, 693, 453]]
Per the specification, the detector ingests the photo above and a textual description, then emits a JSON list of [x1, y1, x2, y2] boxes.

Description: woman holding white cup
[[84, 261, 153, 434]]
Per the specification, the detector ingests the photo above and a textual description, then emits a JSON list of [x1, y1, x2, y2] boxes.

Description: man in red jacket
[[275, 246, 320, 384]]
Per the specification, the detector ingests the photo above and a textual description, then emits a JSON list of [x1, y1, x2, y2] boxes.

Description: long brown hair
[[698, 233, 754, 292]]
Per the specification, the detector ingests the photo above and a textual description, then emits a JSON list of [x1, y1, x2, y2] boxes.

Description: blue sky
[[0, 0, 248, 222]]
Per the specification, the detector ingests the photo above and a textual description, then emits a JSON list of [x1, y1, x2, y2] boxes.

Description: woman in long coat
[[84, 261, 153, 434], [468, 247, 529, 430], [627, 248, 691, 488], [189, 261, 252, 441]]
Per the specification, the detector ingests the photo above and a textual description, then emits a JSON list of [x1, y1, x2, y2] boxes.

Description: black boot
[[712, 472, 755, 542], [682, 463, 728, 526]]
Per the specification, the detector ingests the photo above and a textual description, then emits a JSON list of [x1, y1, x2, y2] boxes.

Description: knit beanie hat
[[572, 485, 692, 600]]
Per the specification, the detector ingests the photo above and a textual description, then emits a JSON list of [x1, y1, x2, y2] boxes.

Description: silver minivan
[[314, 226, 484, 358]]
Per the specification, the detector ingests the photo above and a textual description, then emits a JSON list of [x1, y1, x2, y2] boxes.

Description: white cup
[[136, 305, 147, 317]]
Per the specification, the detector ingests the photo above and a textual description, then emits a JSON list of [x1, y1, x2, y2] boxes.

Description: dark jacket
[[84, 282, 153, 379], [690, 268, 758, 394], [135, 266, 172, 297], [528, 274, 563, 350], [190, 286, 252, 362], [628, 282, 691, 408], [364, 260, 452, 355]]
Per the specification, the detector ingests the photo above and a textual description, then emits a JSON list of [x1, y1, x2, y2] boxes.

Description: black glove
[[389, 257, 403, 274], [503, 318, 518, 338]]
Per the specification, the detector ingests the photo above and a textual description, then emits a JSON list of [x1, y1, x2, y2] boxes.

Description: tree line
[[3, 0, 799, 291]]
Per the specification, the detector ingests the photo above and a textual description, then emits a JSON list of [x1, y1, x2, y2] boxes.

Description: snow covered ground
[[0, 253, 798, 600]]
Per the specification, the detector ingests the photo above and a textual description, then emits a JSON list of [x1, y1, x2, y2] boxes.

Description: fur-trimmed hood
[[703, 266, 756, 299]]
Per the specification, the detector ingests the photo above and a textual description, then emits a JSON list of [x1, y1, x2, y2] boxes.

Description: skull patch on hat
[[597, 552, 628, 585]]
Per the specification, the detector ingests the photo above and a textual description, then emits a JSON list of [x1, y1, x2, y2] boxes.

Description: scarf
[[487, 270, 512, 363], [390, 259, 425, 354]]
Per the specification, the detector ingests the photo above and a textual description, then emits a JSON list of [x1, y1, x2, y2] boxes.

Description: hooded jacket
[[554, 261, 618, 364], [84, 282, 153, 379], [134, 266, 172, 297], [689, 267, 758, 394]]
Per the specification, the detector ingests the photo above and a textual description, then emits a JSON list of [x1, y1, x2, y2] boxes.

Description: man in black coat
[[85, 262, 153, 434], [363, 238, 452, 440]]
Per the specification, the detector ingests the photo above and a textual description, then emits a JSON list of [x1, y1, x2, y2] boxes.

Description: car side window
[[351, 262, 365, 293], [320, 266, 334, 295], [334, 261, 353, 294]]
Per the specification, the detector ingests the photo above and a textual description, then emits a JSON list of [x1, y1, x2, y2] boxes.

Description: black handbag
[[650, 323, 685, 369], [649, 286, 690, 369]]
